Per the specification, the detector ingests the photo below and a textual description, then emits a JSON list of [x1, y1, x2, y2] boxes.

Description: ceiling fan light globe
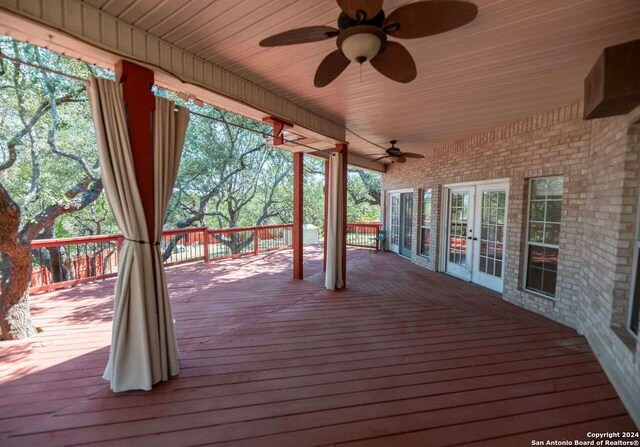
[[341, 32, 381, 64]]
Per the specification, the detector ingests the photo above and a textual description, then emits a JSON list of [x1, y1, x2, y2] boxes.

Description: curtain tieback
[[124, 237, 160, 246]]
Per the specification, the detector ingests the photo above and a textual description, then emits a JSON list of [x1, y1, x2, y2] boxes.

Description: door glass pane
[[390, 196, 400, 246], [402, 194, 413, 252], [479, 190, 506, 278], [449, 191, 469, 268]]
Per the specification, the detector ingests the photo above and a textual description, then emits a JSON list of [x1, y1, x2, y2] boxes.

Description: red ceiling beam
[[262, 116, 292, 146]]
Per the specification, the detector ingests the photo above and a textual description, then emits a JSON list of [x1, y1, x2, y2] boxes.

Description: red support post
[[293, 152, 304, 279], [115, 61, 156, 238], [323, 159, 329, 272], [336, 143, 348, 288]]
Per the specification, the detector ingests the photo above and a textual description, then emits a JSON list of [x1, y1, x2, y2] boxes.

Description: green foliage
[[0, 35, 116, 237], [0, 35, 381, 241]]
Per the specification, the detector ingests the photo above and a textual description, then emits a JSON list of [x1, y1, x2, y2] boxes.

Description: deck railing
[[26, 222, 381, 294], [346, 222, 382, 250], [30, 234, 123, 294]]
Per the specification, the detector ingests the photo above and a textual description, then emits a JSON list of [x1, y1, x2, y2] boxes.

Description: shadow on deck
[[0, 246, 636, 446]]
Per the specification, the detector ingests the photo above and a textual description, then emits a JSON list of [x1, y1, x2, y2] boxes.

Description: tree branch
[[34, 48, 96, 181], [20, 179, 103, 240]]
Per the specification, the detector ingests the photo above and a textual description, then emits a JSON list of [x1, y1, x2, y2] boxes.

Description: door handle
[[467, 236, 478, 241]]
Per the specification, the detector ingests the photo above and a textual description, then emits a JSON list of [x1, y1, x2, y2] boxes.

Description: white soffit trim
[[0, 0, 346, 144], [0, 1, 386, 173]]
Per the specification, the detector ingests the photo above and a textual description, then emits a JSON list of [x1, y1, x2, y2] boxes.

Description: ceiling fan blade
[[384, 1, 478, 39], [314, 50, 351, 87], [337, 0, 384, 21], [371, 155, 391, 162], [396, 155, 407, 163], [370, 41, 417, 83], [259, 26, 339, 47], [403, 152, 425, 158]]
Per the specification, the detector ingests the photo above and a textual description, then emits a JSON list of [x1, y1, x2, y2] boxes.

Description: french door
[[399, 193, 413, 257], [446, 187, 474, 280], [445, 182, 509, 292], [388, 191, 413, 257]]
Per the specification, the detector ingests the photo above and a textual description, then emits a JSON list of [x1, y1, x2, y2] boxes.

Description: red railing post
[[202, 227, 209, 262], [254, 228, 260, 255], [116, 235, 124, 253]]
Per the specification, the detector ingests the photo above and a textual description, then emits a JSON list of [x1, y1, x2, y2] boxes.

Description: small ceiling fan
[[371, 140, 425, 163], [259, 0, 478, 87]]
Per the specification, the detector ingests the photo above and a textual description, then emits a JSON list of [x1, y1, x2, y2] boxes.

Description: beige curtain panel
[[151, 97, 189, 384], [88, 77, 188, 392], [325, 151, 345, 290]]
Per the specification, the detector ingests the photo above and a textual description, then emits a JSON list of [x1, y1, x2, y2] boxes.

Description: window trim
[[523, 176, 563, 299], [418, 188, 432, 259], [626, 195, 640, 339]]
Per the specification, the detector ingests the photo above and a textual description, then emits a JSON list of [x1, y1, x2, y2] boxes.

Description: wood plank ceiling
[[82, 0, 640, 160]]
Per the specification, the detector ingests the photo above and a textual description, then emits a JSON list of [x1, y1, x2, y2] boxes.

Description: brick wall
[[578, 108, 640, 425], [381, 101, 640, 425]]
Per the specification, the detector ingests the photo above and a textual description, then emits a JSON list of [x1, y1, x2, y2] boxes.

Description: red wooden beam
[[115, 61, 156, 238], [293, 152, 304, 279], [337, 143, 348, 288], [262, 116, 293, 146]]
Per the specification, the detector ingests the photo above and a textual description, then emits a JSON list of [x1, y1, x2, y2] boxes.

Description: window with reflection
[[628, 201, 640, 336], [525, 176, 563, 297], [420, 189, 432, 258]]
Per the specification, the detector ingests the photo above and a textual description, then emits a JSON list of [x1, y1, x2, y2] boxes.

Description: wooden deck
[[0, 246, 636, 446]]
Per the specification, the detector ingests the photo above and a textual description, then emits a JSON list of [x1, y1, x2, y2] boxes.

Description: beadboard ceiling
[[81, 0, 640, 160]]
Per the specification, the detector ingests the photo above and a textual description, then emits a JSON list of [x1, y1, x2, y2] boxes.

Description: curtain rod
[[187, 109, 329, 154], [0, 52, 328, 154], [0, 52, 89, 84], [2, 52, 382, 155]]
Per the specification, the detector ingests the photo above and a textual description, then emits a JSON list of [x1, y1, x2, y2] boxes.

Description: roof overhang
[[0, 0, 386, 173]]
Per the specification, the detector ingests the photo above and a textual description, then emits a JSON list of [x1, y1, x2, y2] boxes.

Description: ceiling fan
[[372, 140, 425, 163], [259, 0, 478, 87]]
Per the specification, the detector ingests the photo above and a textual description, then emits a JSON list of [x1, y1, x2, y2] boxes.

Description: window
[[525, 177, 563, 297], [628, 204, 640, 336], [420, 189, 432, 258]]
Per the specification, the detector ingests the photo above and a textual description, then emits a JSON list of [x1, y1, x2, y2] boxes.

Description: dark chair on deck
[[371, 229, 387, 252]]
